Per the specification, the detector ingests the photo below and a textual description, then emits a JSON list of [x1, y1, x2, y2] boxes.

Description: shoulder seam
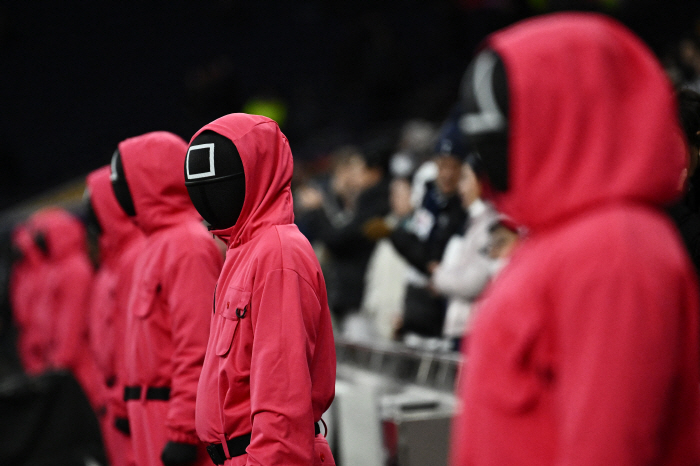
[[253, 266, 321, 306]]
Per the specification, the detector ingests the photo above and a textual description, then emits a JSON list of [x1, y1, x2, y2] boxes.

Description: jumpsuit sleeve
[[163, 245, 222, 444], [553, 252, 692, 465], [51, 260, 93, 371], [246, 268, 320, 466]]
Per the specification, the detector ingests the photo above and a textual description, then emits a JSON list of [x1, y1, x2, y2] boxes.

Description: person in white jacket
[[430, 155, 513, 351]]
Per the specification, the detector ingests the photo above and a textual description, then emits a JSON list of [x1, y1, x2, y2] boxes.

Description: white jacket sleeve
[[432, 205, 500, 300]]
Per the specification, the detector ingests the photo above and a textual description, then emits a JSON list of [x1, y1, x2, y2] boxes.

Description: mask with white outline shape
[[459, 49, 510, 192], [110, 149, 136, 217], [184, 130, 246, 230]]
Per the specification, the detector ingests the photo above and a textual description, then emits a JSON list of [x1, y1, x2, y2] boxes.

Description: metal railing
[[335, 337, 463, 392]]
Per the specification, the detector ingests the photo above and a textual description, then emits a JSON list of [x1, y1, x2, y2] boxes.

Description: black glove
[[160, 441, 198, 466], [114, 417, 130, 436]]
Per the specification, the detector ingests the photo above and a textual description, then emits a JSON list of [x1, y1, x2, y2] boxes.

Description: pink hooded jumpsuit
[[118, 132, 223, 466], [86, 166, 145, 466], [10, 224, 49, 374], [29, 208, 101, 408], [191, 114, 336, 466], [451, 13, 700, 466]]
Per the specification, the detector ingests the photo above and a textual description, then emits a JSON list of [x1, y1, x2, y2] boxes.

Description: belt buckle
[[206, 444, 226, 465]]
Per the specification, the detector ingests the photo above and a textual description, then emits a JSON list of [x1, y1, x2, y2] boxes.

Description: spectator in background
[[360, 178, 412, 341], [297, 146, 367, 244], [678, 36, 700, 93], [451, 14, 700, 465], [365, 122, 467, 345], [85, 166, 145, 466], [485, 219, 519, 266], [388, 119, 437, 180], [297, 142, 390, 334], [429, 155, 503, 352], [668, 88, 700, 274]]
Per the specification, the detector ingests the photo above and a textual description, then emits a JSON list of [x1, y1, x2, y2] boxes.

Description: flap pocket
[[132, 278, 160, 319], [214, 316, 239, 356], [214, 288, 251, 356]]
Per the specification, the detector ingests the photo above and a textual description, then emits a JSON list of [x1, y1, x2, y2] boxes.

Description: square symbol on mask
[[187, 143, 216, 179]]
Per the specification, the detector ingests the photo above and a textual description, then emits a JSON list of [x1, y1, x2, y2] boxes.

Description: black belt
[[123, 386, 171, 401], [206, 423, 321, 465]]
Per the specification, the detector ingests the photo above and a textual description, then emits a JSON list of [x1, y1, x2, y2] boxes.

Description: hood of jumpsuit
[[117, 131, 195, 235], [12, 224, 43, 266], [86, 166, 143, 266], [190, 113, 294, 246], [483, 12, 685, 232], [29, 208, 88, 261]]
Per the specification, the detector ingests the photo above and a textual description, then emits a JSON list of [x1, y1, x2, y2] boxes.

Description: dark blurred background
[[1, 0, 700, 211]]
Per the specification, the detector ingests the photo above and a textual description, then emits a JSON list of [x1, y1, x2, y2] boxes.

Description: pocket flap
[[215, 316, 239, 356], [215, 288, 250, 356], [220, 289, 251, 320], [132, 278, 160, 318]]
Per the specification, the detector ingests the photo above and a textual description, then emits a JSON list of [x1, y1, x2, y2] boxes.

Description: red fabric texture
[[28, 208, 101, 407], [191, 114, 336, 465], [118, 132, 223, 457], [10, 225, 49, 374], [100, 410, 137, 466], [452, 13, 700, 466], [86, 166, 145, 466], [127, 401, 210, 466]]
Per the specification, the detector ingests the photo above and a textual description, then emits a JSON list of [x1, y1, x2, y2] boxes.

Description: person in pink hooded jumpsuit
[[28, 208, 101, 408], [10, 224, 49, 374], [183, 114, 336, 466], [450, 13, 700, 465], [86, 166, 145, 466], [110, 131, 223, 466]]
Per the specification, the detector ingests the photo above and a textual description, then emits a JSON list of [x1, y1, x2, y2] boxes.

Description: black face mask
[[110, 149, 136, 217], [459, 49, 510, 192], [82, 192, 102, 254], [82, 191, 102, 237], [34, 231, 49, 257], [184, 130, 246, 230]]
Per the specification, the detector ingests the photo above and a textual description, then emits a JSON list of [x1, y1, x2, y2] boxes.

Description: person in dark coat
[[297, 144, 391, 329]]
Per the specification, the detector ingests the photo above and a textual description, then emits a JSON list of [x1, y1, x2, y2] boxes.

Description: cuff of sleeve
[[167, 427, 201, 445]]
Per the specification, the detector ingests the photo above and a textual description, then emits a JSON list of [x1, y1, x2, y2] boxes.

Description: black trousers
[[401, 284, 446, 338]]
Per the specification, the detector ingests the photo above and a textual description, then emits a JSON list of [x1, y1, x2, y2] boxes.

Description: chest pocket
[[132, 278, 161, 319], [215, 288, 251, 357]]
